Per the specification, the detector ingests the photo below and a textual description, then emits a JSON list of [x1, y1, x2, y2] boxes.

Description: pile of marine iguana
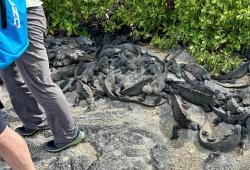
[[46, 36, 250, 153]]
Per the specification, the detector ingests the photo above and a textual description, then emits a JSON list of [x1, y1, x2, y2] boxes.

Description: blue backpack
[[0, 0, 28, 69]]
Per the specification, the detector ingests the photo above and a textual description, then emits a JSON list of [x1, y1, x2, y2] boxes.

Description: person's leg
[[15, 6, 79, 146], [0, 64, 47, 130], [0, 111, 35, 170], [0, 127, 36, 170]]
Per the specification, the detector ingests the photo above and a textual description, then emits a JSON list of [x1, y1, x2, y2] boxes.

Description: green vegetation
[[43, 0, 250, 74]]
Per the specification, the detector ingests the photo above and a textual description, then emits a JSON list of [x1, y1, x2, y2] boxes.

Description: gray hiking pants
[[0, 6, 78, 145]]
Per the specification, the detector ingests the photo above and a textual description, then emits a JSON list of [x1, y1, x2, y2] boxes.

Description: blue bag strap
[[0, 0, 7, 29]]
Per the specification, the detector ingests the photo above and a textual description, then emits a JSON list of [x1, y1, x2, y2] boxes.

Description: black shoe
[[44, 130, 85, 153], [15, 125, 50, 137], [0, 100, 4, 109]]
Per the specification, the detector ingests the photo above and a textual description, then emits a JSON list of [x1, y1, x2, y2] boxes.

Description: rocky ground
[[0, 39, 250, 170]]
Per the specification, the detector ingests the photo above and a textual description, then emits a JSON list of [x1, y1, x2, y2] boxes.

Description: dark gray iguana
[[211, 62, 250, 82], [103, 76, 167, 107], [141, 55, 175, 104], [95, 44, 121, 60], [212, 106, 249, 125], [73, 80, 95, 110], [171, 95, 203, 130], [120, 77, 154, 96], [117, 54, 172, 104], [183, 63, 210, 81], [51, 64, 77, 82], [170, 95, 206, 139], [213, 80, 250, 89], [181, 70, 216, 96], [168, 82, 215, 112], [198, 121, 241, 152]]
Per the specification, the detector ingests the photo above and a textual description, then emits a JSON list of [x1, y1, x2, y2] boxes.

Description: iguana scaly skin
[[74, 60, 96, 78], [171, 95, 197, 129], [145, 54, 166, 74], [103, 77, 167, 107], [169, 60, 183, 78], [199, 122, 241, 152], [169, 82, 214, 111], [212, 106, 249, 124], [120, 77, 154, 96], [95, 45, 121, 60], [181, 71, 216, 96], [213, 80, 250, 89], [241, 87, 250, 106], [95, 43, 139, 61], [73, 80, 94, 108], [51, 64, 77, 82], [119, 43, 139, 58], [212, 62, 250, 81], [183, 63, 210, 81]]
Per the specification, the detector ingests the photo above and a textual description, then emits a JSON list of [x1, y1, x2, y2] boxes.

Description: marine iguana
[[168, 82, 215, 112], [211, 62, 250, 81], [51, 64, 77, 82], [141, 55, 174, 104], [171, 95, 204, 130], [198, 122, 241, 152], [145, 54, 166, 74], [169, 60, 183, 78], [181, 71, 216, 96], [73, 80, 95, 110], [120, 77, 154, 96], [74, 61, 97, 84], [222, 98, 243, 114], [95, 43, 139, 63], [183, 63, 210, 81], [118, 43, 140, 59], [241, 87, 250, 106], [103, 76, 167, 107], [95, 44, 121, 60], [117, 55, 172, 99], [126, 57, 150, 71], [111, 52, 128, 69], [212, 106, 249, 125], [142, 77, 167, 105], [213, 80, 250, 89], [74, 60, 96, 79], [96, 56, 111, 74]]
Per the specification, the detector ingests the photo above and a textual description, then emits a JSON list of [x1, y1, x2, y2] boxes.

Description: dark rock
[[75, 36, 95, 46], [150, 144, 174, 170]]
